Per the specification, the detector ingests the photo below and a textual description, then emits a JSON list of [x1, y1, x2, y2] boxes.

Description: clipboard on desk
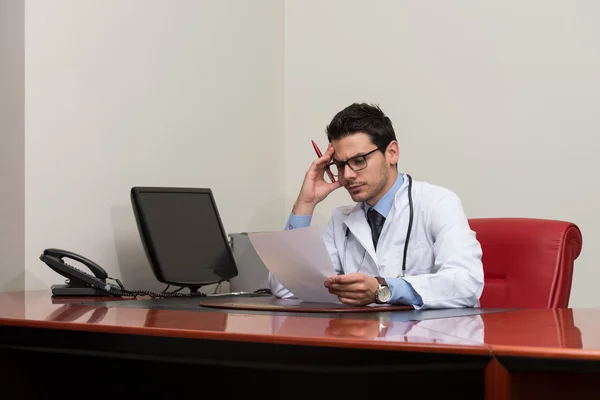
[[198, 296, 414, 313]]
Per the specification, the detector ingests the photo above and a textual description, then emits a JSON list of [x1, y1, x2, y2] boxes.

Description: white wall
[[24, 0, 284, 291], [285, 1, 600, 307], [0, 0, 25, 292]]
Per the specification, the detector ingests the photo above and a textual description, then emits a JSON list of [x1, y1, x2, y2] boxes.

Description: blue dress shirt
[[285, 173, 423, 306]]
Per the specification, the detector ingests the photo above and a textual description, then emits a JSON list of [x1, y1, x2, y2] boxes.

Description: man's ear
[[386, 141, 399, 165]]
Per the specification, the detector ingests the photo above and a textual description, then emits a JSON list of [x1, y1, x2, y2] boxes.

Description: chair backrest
[[468, 218, 582, 308]]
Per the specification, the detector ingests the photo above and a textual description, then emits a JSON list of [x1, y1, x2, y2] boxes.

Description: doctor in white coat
[[269, 103, 484, 310]]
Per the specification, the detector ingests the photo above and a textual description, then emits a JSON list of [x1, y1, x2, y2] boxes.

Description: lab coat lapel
[[342, 203, 377, 263]]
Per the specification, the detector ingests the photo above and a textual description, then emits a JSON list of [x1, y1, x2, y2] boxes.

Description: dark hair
[[326, 103, 396, 150]]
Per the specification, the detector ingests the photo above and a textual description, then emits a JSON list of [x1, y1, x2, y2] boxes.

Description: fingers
[[325, 273, 376, 306], [307, 153, 332, 181], [325, 179, 342, 192], [326, 273, 364, 286], [338, 296, 371, 306], [314, 146, 333, 165], [307, 143, 338, 185], [326, 282, 367, 293], [312, 143, 336, 169], [325, 143, 335, 156], [329, 290, 364, 300]]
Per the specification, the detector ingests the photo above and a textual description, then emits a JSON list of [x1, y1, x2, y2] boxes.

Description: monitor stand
[[187, 285, 201, 293]]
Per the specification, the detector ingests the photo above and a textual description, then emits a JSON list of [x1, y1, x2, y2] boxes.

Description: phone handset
[[40, 248, 119, 296], [43, 248, 108, 279]]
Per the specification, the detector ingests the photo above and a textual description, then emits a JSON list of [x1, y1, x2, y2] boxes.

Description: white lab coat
[[269, 174, 484, 310]]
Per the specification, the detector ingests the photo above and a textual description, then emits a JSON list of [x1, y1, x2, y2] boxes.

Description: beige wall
[[284, 1, 600, 307], [24, 0, 284, 292], [0, 0, 25, 291]]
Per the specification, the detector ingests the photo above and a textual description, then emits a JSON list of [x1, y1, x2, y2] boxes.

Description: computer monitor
[[130, 187, 238, 292]]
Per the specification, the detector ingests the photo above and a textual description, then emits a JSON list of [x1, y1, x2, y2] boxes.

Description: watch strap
[[375, 276, 388, 287]]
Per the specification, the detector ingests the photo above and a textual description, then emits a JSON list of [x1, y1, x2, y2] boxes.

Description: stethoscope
[[342, 174, 413, 277]]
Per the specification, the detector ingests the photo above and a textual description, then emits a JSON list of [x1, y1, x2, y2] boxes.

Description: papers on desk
[[248, 226, 340, 303]]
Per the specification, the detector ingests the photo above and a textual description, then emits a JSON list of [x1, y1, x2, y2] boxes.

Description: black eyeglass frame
[[327, 146, 385, 177]]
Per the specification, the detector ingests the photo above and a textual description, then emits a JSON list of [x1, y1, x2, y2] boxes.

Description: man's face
[[330, 133, 397, 205]]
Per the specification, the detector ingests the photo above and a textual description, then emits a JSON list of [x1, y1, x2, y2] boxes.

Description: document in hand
[[248, 226, 340, 303]]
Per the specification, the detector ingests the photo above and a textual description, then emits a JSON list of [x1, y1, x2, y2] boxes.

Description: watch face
[[377, 286, 392, 303]]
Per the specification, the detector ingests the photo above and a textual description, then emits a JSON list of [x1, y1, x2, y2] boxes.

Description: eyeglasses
[[327, 147, 383, 177]]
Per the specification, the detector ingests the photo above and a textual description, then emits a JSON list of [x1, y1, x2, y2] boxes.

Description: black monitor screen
[[130, 187, 238, 287]]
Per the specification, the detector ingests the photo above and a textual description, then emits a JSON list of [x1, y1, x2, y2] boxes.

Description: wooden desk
[[0, 291, 599, 399], [476, 309, 600, 399]]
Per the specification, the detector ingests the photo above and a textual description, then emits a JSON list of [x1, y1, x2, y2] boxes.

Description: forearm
[[292, 199, 316, 217]]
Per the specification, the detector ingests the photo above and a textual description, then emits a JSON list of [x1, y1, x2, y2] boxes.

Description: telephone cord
[[101, 277, 207, 298]]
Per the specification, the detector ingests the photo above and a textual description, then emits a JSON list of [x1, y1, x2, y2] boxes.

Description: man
[[269, 103, 484, 309]]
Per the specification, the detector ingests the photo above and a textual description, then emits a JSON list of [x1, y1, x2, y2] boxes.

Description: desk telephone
[[40, 248, 208, 298], [40, 249, 120, 296]]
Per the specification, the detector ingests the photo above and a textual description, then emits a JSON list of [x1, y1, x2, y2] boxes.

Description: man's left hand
[[324, 273, 379, 306]]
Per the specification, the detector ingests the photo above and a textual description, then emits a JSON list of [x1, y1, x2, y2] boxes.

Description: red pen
[[311, 140, 336, 182]]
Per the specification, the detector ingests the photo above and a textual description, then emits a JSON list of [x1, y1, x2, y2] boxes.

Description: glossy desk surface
[[1, 291, 599, 360]]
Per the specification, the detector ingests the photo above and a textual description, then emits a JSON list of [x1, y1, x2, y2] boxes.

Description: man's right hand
[[293, 143, 342, 215]]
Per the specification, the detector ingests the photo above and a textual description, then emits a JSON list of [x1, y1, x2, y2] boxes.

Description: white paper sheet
[[248, 226, 340, 303]]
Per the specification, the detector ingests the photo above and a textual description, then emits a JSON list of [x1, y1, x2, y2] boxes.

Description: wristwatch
[[374, 277, 392, 304]]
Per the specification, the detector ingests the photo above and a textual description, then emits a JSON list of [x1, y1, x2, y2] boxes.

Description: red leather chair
[[468, 218, 583, 308]]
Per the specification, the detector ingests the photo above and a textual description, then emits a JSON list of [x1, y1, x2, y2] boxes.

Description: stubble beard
[[349, 166, 389, 204]]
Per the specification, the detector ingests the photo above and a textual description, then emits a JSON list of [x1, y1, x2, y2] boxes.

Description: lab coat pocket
[[405, 241, 434, 276]]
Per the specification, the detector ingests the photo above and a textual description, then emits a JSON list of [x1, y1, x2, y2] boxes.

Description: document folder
[[199, 296, 413, 313]]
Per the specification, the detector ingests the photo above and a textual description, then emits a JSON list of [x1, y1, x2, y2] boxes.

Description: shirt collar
[[362, 173, 404, 218]]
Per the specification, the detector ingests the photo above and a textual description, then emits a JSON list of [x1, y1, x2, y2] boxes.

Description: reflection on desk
[[144, 308, 228, 332], [45, 304, 108, 324], [271, 314, 484, 344], [479, 308, 582, 349]]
